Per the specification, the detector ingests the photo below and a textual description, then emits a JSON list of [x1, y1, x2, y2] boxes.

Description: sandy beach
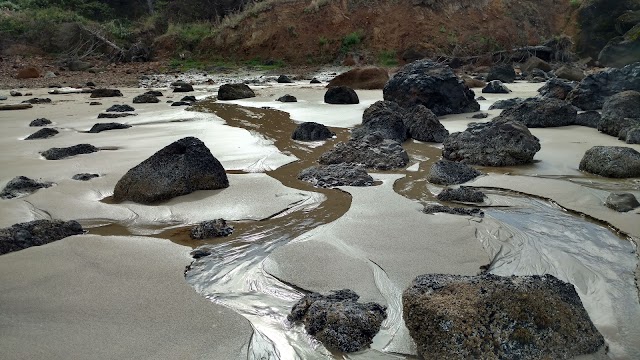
[[0, 76, 639, 359]]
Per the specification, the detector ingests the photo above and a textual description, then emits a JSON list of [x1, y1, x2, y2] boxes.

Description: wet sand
[[0, 80, 639, 359]]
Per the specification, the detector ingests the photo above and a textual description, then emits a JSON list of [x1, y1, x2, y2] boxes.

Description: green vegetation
[[318, 36, 329, 46], [378, 50, 398, 66], [569, 0, 581, 8], [165, 22, 212, 51], [341, 30, 364, 53]]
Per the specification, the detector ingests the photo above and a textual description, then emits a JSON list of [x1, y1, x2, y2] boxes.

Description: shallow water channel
[[184, 101, 639, 359]]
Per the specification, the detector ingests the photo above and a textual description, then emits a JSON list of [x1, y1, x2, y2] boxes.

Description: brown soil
[[0, 55, 165, 90], [198, 0, 578, 65]]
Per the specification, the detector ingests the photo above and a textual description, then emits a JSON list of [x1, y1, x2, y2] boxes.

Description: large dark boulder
[[486, 63, 516, 83], [482, 80, 511, 94], [427, 160, 483, 185], [488, 98, 524, 110], [554, 65, 585, 82], [276, 94, 297, 102], [403, 104, 449, 142], [605, 192, 640, 212], [41, 144, 99, 160], [0, 220, 84, 255], [276, 75, 293, 83], [403, 274, 604, 359], [88, 123, 132, 133], [575, 111, 602, 128], [436, 186, 485, 203], [319, 133, 409, 170], [494, 97, 577, 128], [324, 86, 359, 104], [190, 219, 233, 239], [29, 118, 52, 127], [133, 94, 160, 104], [25, 128, 58, 140], [113, 137, 228, 204], [598, 90, 640, 137], [218, 83, 256, 100], [383, 60, 479, 116], [327, 67, 389, 90], [538, 78, 577, 100], [443, 119, 541, 166], [352, 101, 408, 143], [1, 176, 53, 199], [291, 122, 334, 141], [106, 104, 135, 112], [288, 289, 386, 353], [579, 146, 640, 178], [521, 56, 552, 73], [567, 62, 640, 110], [297, 164, 373, 188], [90, 89, 123, 98], [173, 83, 194, 92], [625, 127, 640, 143]]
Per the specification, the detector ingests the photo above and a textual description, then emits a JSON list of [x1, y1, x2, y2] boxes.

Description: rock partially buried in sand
[[605, 192, 640, 212], [106, 104, 135, 112], [22, 97, 51, 104], [298, 163, 373, 188], [72, 173, 99, 181], [319, 133, 409, 170], [190, 219, 233, 239], [29, 118, 52, 127], [0, 219, 83, 255], [579, 146, 640, 178], [173, 83, 194, 92], [97, 113, 136, 119], [567, 62, 640, 110], [288, 289, 386, 353], [482, 80, 511, 94], [443, 119, 541, 166], [88, 122, 132, 133], [598, 90, 640, 137], [25, 128, 58, 140], [276, 94, 297, 102], [90, 89, 123, 98], [488, 97, 524, 110], [144, 90, 163, 97], [403, 274, 604, 360], [218, 83, 256, 100], [428, 160, 483, 185], [494, 97, 577, 128], [437, 186, 485, 203], [41, 144, 99, 160], [383, 60, 479, 116], [277, 75, 293, 83], [291, 122, 334, 141], [1, 176, 53, 199], [324, 85, 359, 104], [326, 67, 389, 90], [113, 137, 229, 204], [133, 94, 160, 103], [423, 204, 484, 217]]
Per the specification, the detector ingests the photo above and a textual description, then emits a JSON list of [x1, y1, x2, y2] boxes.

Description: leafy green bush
[[341, 30, 363, 53], [166, 21, 213, 51], [378, 50, 398, 66]]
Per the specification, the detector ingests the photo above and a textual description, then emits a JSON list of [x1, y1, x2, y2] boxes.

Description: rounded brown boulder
[[15, 67, 40, 79], [327, 67, 389, 90]]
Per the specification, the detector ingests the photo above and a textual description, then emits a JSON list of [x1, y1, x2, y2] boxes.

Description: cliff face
[[198, 0, 578, 65]]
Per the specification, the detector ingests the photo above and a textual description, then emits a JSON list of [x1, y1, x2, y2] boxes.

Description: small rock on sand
[[0, 219, 84, 255], [298, 163, 373, 188], [0, 176, 53, 199], [190, 219, 233, 239], [72, 173, 100, 181], [41, 144, 99, 160], [25, 128, 58, 140], [605, 192, 640, 212]]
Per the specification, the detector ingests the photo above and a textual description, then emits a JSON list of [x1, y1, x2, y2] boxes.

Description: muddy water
[[182, 99, 639, 359]]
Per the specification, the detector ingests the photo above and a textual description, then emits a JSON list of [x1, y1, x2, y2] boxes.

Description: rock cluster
[[288, 289, 386, 353], [567, 62, 640, 110], [403, 274, 604, 359]]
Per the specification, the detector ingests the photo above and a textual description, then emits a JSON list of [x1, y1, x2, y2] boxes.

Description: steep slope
[[198, 0, 578, 65]]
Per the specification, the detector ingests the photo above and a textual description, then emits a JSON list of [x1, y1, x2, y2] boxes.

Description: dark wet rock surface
[[276, 94, 297, 102], [427, 160, 483, 185], [625, 127, 640, 144], [29, 118, 52, 127], [0, 219, 84, 255], [605, 192, 640, 212], [22, 98, 51, 104], [579, 146, 640, 178], [72, 173, 99, 181], [288, 289, 386, 353], [1, 176, 53, 199], [171, 101, 191, 107], [88, 122, 132, 133], [567, 62, 640, 110], [403, 273, 604, 360], [422, 204, 484, 217], [144, 90, 163, 97], [319, 133, 409, 170], [482, 80, 511, 94], [180, 96, 196, 102], [443, 119, 541, 166], [25, 128, 58, 140], [437, 186, 485, 203], [488, 98, 524, 110], [113, 136, 228, 204], [41, 144, 99, 160], [218, 83, 256, 100], [97, 113, 136, 119], [538, 78, 577, 100], [494, 97, 577, 128], [190, 219, 233, 239], [133, 94, 160, 104], [326, 67, 389, 90], [471, 113, 489, 119], [298, 164, 374, 188], [403, 104, 449, 142], [277, 75, 293, 83], [486, 63, 516, 83], [555, 65, 585, 82], [90, 89, 123, 98], [575, 111, 602, 128], [324, 86, 359, 104], [291, 122, 334, 141], [598, 90, 640, 137], [383, 60, 479, 116], [173, 83, 194, 92], [353, 100, 408, 143], [106, 104, 135, 112]]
